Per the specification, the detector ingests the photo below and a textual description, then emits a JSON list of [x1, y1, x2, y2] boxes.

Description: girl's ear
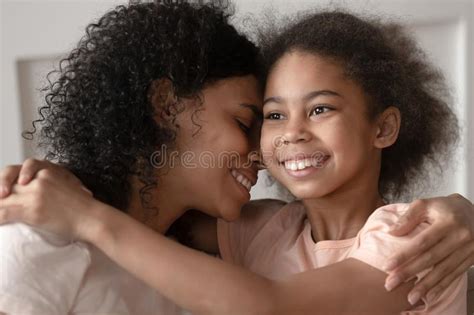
[[373, 106, 401, 149]]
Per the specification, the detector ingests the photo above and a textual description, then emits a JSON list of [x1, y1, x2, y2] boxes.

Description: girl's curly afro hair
[[26, 0, 260, 210], [259, 10, 459, 201]]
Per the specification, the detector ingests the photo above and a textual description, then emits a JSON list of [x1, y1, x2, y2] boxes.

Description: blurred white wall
[[1, 0, 473, 201], [1, 0, 123, 167]]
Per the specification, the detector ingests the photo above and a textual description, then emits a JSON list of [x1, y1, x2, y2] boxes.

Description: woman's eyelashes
[[236, 119, 252, 134]]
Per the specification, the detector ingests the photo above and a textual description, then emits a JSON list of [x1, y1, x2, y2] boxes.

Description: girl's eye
[[264, 113, 284, 120], [310, 106, 332, 116]]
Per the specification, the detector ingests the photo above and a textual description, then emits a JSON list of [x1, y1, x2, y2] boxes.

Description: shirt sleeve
[[0, 223, 91, 315], [349, 203, 467, 314], [217, 199, 286, 265]]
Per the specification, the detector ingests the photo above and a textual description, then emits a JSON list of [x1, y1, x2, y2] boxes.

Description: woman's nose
[[247, 150, 265, 170]]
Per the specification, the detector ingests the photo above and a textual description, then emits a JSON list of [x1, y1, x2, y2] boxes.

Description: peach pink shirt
[[218, 201, 467, 314]]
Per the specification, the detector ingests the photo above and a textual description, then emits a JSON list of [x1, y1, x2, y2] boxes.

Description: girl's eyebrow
[[263, 89, 342, 106], [240, 103, 263, 120], [262, 96, 283, 106], [303, 89, 342, 102]]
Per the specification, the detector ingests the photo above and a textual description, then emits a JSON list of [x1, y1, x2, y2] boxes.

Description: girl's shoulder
[[218, 199, 307, 265], [365, 203, 410, 225], [242, 198, 288, 215], [241, 199, 305, 227]]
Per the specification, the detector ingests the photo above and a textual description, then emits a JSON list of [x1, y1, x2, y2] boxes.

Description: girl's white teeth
[[231, 170, 252, 191], [284, 157, 327, 171]]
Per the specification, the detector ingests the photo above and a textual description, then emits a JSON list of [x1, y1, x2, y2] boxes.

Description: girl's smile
[[278, 152, 331, 179]]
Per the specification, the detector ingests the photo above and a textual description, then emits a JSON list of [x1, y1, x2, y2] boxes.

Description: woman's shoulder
[[0, 222, 91, 270], [0, 223, 91, 314], [1, 222, 72, 247]]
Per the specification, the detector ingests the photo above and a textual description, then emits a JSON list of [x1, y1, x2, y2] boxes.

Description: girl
[[1, 6, 473, 315]]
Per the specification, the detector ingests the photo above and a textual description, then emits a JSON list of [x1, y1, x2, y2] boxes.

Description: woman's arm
[[0, 177, 413, 315], [0, 161, 472, 313], [82, 199, 414, 315], [2, 160, 473, 286]]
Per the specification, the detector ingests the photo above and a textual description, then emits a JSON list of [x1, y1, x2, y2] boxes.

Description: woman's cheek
[[225, 129, 254, 163], [259, 129, 274, 156]]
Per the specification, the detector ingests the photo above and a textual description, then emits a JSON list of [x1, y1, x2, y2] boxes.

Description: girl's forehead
[[264, 53, 349, 96], [269, 52, 345, 78]]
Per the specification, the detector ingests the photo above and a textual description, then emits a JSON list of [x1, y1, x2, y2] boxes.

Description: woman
[[0, 2, 473, 315], [0, 1, 263, 313]]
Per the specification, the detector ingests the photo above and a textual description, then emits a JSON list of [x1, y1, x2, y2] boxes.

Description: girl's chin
[[287, 184, 330, 200]]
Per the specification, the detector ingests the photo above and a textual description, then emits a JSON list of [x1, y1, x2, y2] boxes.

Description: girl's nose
[[282, 117, 312, 145]]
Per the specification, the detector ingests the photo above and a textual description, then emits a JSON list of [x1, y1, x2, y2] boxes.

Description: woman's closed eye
[[236, 119, 252, 133]]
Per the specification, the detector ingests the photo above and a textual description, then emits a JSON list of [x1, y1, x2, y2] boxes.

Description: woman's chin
[[218, 203, 244, 222]]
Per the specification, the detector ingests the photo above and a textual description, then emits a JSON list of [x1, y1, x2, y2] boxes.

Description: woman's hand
[[0, 162, 99, 242], [384, 194, 474, 304]]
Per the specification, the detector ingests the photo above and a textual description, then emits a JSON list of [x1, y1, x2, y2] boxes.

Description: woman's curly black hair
[[259, 10, 459, 201], [25, 0, 260, 211]]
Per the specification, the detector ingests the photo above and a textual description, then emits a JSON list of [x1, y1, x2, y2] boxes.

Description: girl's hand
[[0, 158, 91, 198], [0, 166, 99, 242], [384, 194, 474, 303]]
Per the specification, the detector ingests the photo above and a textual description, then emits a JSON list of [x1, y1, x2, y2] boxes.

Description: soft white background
[[1, 0, 473, 201]]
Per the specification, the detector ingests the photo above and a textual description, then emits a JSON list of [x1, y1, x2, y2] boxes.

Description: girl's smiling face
[[261, 51, 399, 199]]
